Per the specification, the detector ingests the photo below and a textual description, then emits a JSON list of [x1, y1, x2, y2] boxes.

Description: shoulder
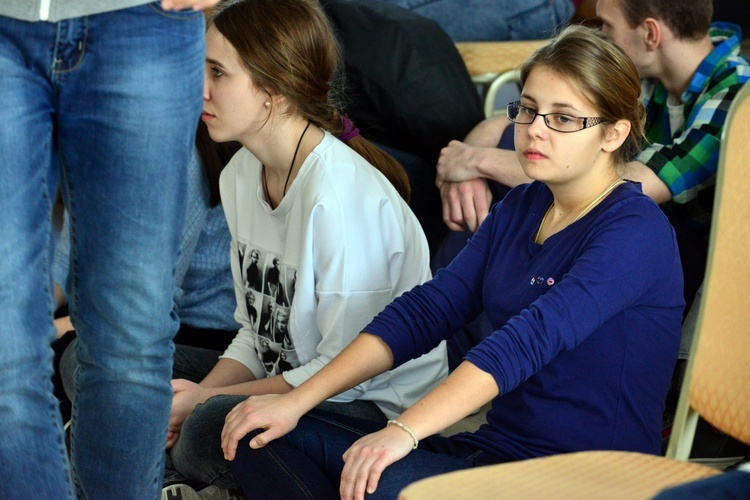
[[302, 133, 400, 203], [698, 26, 750, 95], [703, 59, 750, 96], [491, 181, 551, 216], [219, 148, 258, 219], [220, 148, 257, 187], [595, 182, 673, 236]]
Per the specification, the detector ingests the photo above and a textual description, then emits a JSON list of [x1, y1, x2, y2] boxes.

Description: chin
[[207, 129, 232, 144]]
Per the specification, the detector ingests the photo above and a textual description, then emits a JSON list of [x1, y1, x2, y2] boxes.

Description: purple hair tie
[[339, 116, 360, 141]]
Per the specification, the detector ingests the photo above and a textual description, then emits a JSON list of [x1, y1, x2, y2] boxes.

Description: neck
[[548, 170, 621, 218], [536, 172, 623, 245], [244, 117, 316, 174], [657, 36, 714, 99], [258, 118, 322, 209]]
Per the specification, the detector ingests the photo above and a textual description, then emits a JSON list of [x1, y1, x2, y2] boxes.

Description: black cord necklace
[[262, 120, 311, 209]]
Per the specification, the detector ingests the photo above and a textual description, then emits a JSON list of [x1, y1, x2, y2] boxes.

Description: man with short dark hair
[[597, 0, 749, 310]]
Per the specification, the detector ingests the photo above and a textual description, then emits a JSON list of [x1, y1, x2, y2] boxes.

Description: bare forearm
[[395, 361, 499, 440], [199, 358, 256, 388], [475, 148, 531, 188], [464, 115, 511, 147], [53, 282, 67, 310], [465, 116, 529, 187], [190, 359, 293, 407], [436, 142, 529, 187], [202, 374, 294, 401], [54, 316, 74, 339], [621, 161, 671, 204], [285, 333, 395, 414]]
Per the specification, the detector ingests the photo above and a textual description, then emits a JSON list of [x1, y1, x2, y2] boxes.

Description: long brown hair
[[195, 120, 241, 207], [207, 0, 411, 202]]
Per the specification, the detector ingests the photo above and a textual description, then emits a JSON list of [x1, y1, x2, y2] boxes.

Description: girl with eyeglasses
[[219, 24, 684, 500]]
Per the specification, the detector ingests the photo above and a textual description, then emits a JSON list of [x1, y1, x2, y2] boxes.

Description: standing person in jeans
[[0, 1, 218, 498], [358, 0, 578, 42]]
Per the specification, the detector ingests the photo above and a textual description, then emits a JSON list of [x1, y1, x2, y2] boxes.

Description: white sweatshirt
[[219, 131, 447, 419]]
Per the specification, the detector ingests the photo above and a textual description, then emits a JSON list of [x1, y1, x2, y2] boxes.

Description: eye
[[519, 105, 536, 117], [211, 66, 224, 78], [550, 114, 574, 125]]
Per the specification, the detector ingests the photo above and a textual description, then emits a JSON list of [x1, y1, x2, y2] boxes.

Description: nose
[[203, 73, 211, 101], [526, 112, 547, 136]]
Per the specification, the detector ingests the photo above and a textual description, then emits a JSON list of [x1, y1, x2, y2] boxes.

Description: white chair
[[455, 40, 547, 118]]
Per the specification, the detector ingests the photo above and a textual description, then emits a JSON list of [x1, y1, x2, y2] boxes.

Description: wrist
[[387, 419, 418, 449], [285, 386, 320, 415], [198, 385, 216, 404]]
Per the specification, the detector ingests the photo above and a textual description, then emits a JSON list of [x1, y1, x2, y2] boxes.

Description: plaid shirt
[[637, 22, 749, 236]]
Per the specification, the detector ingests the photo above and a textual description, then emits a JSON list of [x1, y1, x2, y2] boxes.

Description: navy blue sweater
[[365, 181, 684, 459]]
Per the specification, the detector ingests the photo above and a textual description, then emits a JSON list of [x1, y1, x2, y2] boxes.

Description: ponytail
[[323, 112, 411, 203]]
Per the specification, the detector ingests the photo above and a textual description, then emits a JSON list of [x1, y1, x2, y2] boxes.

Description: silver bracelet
[[387, 419, 419, 449]]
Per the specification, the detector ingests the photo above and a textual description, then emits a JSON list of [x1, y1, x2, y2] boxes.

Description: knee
[[59, 339, 79, 404], [171, 395, 246, 486]]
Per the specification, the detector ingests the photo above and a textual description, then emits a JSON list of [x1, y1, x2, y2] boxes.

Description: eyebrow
[[205, 57, 226, 69], [519, 94, 583, 113]]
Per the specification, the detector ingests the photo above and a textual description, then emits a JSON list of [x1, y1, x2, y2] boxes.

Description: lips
[[523, 148, 547, 160], [201, 111, 215, 121]]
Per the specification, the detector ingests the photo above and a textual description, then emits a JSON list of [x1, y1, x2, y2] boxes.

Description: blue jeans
[[0, 4, 204, 499], [171, 395, 388, 490], [230, 410, 501, 499], [371, 0, 575, 41], [59, 341, 224, 406], [653, 470, 750, 499]]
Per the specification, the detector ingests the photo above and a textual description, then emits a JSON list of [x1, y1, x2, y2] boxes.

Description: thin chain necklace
[[262, 120, 311, 209], [534, 177, 626, 244]]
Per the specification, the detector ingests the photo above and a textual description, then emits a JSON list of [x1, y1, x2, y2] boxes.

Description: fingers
[[171, 378, 190, 392], [341, 445, 385, 500], [220, 400, 251, 461], [161, 0, 221, 11], [339, 427, 414, 500], [441, 181, 489, 232], [441, 184, 467, 231], [249, 425, 284, 450], [459, 188, 480, 233], [473, 183, 491, 228], [220, 398, 280, 460], [166, 429, 180, 449]]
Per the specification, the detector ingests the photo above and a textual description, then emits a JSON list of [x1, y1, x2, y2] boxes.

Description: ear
[[267, 93, 288, 114], [601, 119, 631, 153], [642, 17, 661, 51]]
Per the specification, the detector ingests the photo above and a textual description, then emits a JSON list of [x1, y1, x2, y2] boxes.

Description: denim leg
[[53, 5, 205, 499], [231, 410, 495, 499], [173, 345, 225, 383], [0, 17, 74, 500], [230, 410, 384, 499], [171, 395, 248, 489], [61, 342, 223, 406], [172, 396, 388, 490], [653, 470, 750, 499]]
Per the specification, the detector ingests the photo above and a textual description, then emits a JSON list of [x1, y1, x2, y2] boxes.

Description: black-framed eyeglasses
[[506, 101, 608, 133]]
